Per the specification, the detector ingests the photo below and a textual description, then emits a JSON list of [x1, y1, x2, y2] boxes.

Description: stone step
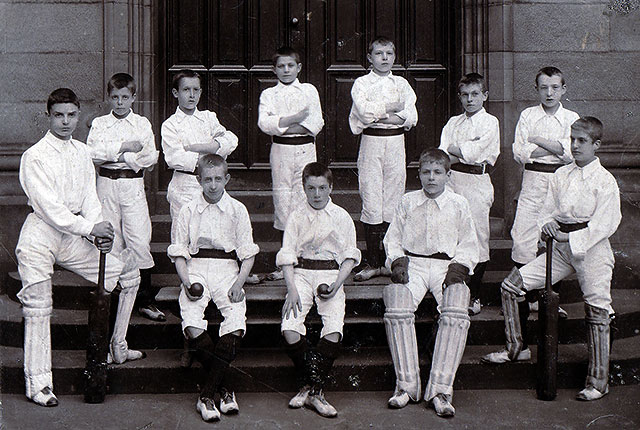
[[1, 336, 638, 394], [2, 290, 639, 351]]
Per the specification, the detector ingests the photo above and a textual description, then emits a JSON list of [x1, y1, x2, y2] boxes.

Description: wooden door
[[162, 0, 455, 192]]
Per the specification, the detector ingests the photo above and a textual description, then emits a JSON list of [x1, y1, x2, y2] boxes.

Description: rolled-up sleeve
[[161, 121, 199, 172], [458, 116, 500, 165], [258, 90, 288, 136], [208, 111, 238, 158], [350, 79, 387, 126], [234, 205, 260, 261], [337, 214, 361, 266], [167, 207, 192, 262], [451, 200, 480, 273], [298, 85, 325, 136], [395, 79, 418, 130], [87, 120, 120, 164], [276, 216, 299, 267], [383, 198, 408, 268], [123, 118, 159, 172], [512, 111, 536, 165]]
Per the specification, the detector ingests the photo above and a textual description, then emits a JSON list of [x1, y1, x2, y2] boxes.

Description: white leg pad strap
[[425, 283, 470, 402], [383, 284, 421, 401], [585, 304, 610, 393], [23, 306, 53, 399], [501, 285, 523, 360]]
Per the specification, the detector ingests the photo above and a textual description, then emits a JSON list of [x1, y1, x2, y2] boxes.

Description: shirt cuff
[[76, 218, 95, 237], [568, 230, 588, 258], [276, 249, 298, 267], [167, 244, 191, 262], [236, 243, 260, 261], [338, 248, 361, 267]]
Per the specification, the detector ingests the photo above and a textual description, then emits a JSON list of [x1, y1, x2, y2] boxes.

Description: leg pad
[[584, 304, 610, 393]]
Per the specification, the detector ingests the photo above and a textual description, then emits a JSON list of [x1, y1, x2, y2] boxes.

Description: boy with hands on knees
[[279, 162, 361, 418], [168, 154, 259, 421]]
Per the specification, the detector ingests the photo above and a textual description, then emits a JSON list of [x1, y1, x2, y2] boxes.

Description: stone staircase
[[1, 190, 639, 395]]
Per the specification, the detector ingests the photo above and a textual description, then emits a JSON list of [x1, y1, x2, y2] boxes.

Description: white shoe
[[576, 385, 609, 401], [109, 341, 146, 364], [31, 387, 58, 407], [388, 389, 410, 409], [468, 298, 482, 316], [529, 301, 539, 312], [431, 393, 455, 417], [245, 273, 263, 284], [380, 266, 392, 277], [305, 390, 338, 418], [267, 269, 284, 281], [196, 397, 220, 421], [220, 389, 239, 414], [138, 304, 166, 322], [481, 347, 531, 364], [354, 265, 380, 282], [288, 385, 310, 408]]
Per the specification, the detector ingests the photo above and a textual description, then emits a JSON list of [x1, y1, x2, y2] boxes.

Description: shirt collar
[[304, 197, 337, 220], [366, 70, 394, 81], [535, 102, 565, 119], [174, 106, 205, 124], [460, 107, 487, 124], [568, 157, 601, 180], [416, 188, 451, 210], [104, 110, 135, 128], [194, 190, 232, 214], [44, 130, 77, 153], [276, 79, 302, 90]]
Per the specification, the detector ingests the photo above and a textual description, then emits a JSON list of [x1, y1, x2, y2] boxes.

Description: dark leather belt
[[174, 169, 197, 176], [98, 167, 143, 179], [405, 250, 452, 261], [192, 248, 238, 260], [524, 162, 564, 173], [362, 127, 404, 137], [451, 162, 486, 175], [558, 221, 588, 233], [272, 135, 315, 145], [295, 258, 339, 270]]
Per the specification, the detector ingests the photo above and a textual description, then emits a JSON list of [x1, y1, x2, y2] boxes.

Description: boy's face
[[419, 161, 449, 199], [304, 175, 332, 210], [48, 103, 80, 140], [458, 83, 487, 116], [109, 87, 135, 117], [197, 164, 230, 204], [172, 77, 202, 114], [536, 74, 566, 110], [570, 128, 599, 167], [367, 42, 395, 76], [273, 56, 302, 85]]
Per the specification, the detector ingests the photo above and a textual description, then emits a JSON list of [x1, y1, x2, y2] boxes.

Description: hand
[[120, 140, 143, 153], [94, 236, 113, 253], [391, 257, 409, 284], [541, 220, 560, 241], [91, 221, 114, 240], [228, 279, 246, 303], [386, 101, 404, 113], [282, 288, 302, 320], [292, 107, 309, 123], [318, 282, 341, 300]]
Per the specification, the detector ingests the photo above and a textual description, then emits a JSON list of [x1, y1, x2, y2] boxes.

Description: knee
[[383, 283, 414, 311], [215, 333, 241, 363], [283, 330, 301, 345], [117, 249, 140, 289], [19, 280, 53, 313], [185, 326, 205, 339], [501, 267, 525, 297], [443, 282, 470, 310]]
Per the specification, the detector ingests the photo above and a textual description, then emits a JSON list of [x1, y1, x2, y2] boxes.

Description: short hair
[[272, 46, 301, 66], [368, 36, 396, 54], [196, 154, 228, 176], [418, 148, 451, 172], [47, 88, 80, 113], [571, 117, 603, 143], [302, 162, 333, 187], [458, 72, 487, 93], [107, 73, 136, 95], [535, 66, 565, 86], [172, 69, 201, 91]]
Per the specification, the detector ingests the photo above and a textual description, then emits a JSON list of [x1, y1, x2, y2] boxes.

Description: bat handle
[[545, 236, 553, 293], [98, 251, 106, 289]]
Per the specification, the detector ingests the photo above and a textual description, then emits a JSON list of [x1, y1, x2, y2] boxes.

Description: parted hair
[[302, 162, 333, 187], [272, 46, 301, 66], [535, 66, 565, 86], [172, 69, 201, 91], [197, 153, 228, 176], [107, 73, 136, 95], [47, 88, 80, 113], [419, 148, 451, 172], [571, 117, 603, 143], [458, 72, 487, 93], [368, 36, 396, 54]]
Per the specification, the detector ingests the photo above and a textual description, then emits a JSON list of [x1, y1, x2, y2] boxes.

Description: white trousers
[[167, 171, 201, 240], [447, 171, 493, 263], [178, 258, 247, 337], [511, 169, 554, 264], [96, 176, 154, 269], [357, 134, 406, 224], [404, 257, 450, 311], [270, 142, 317, 231], [281, 269, 346, 338]]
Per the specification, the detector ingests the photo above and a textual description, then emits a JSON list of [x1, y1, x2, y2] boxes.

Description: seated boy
[[383, 149, 479, 417], [87, 73, 163, 321], [483, 117, 620, 401], [349, 36, 418, 281], [168, 154, 259, 421], [439, 72, 499, 316], [16, 88, 144, 407], [258, 46, 325, 281], [279, 162, 361, 418]]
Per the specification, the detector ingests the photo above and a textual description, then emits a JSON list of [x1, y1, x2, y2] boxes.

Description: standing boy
[[438, 73, 500, 316], [349, 37, 418, 281], [383, 149, 478, 417], [279, 162, 361, 418], [168, 154, 259, 421], [16, 88, 144, 407], [485, 67, 579, 362], [258, 46, 325, 281], [485, 117, 620, 401], [87, 73, 163, 321]]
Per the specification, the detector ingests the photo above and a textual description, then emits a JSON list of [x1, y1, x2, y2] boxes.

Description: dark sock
[[285, 336, 310, 389], [200, 333, 241, 399], [377, 222, 390, 269], [469, 261, 487, 301], [308, 338, 341, 394], [362, 222, 377, 268]]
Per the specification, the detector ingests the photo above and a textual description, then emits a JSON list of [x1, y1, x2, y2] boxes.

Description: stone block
[[487, 51, 514, 101], [513, 4, 610, 52], [609, 9, 640, 51], [567, 101, 639, 147], [0, 102, 50, 144], [513, 52, 640, 102], [488, 3, 513, 52], [3, 2, 102, 53]]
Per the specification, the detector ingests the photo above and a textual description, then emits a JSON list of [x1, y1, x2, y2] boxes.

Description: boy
[[349, 36, 418, 281], [488, 66, 579, 362], [258, 47, 325, 281], [15, 88, 144, 407], [87, 73, 163, 321], [168, 154, 259, 421], [383, 148, 478, 417], [484, 117, 620, 401], [279, 162, 361, 418], [438, 73, 499, 316]]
